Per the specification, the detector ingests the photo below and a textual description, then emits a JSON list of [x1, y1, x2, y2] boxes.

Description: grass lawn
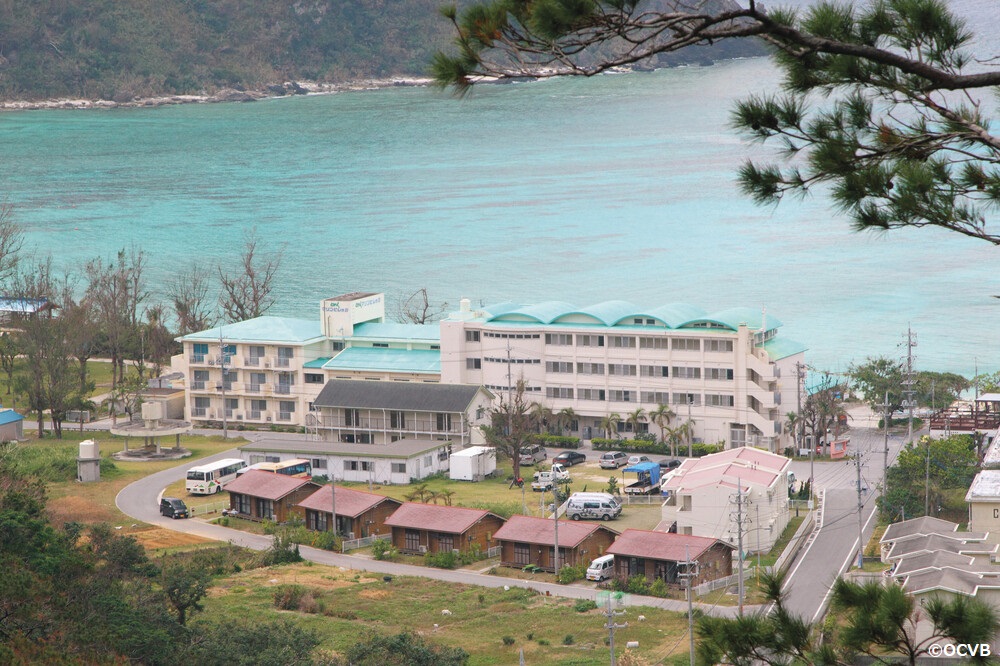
[[200, 562, 694, 666]]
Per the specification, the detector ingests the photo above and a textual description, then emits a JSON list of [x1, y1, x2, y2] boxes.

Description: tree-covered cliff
[[0, 0, 764, 102]]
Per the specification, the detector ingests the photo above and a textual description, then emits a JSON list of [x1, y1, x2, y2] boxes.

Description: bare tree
[[138, 304, 176, 379], [0, 202, 24, 288], [218, 229, 284, 322], [481, 379, 536, 481], [166, 263, 215, 335], [395, 288, 449, 324]]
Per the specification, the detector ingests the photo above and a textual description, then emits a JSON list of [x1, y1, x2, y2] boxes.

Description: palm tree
[[649, 403, 674, 446], [599, 413, 622, 439], [555, 407, 577, 435], [426, 490, 442, 505], [625, 407, 646, 439], [665, 425, 681, 457], [438, 490, 456, 506], [675, 421, 695, 457], [404, 483, 431, 503], [531, 402, 555, 434]]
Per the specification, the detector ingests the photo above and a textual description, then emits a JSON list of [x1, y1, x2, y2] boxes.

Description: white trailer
[[449, 446, 496, 482]]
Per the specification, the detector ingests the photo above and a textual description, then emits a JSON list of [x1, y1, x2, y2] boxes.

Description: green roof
[[303, 357, 332, 369], [760, 337, 808, 361], [351, 322, 439, 342], [180, 317, 323, 344], [322, 348, 440, 374]]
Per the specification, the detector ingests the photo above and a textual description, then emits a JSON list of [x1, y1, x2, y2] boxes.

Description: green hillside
[[0, 0, 764, 102]]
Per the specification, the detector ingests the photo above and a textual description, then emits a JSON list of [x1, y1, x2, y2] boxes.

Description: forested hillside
[[0, 0, 763, 102]]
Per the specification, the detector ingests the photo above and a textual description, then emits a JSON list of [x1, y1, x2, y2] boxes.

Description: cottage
[[880, 516, 987, 561], [296, 485, 402, 539], [492, 514, 617, 572], [383, 503, 505, 555], [605, 530, 735, 586], [225, 470, 320, 523]]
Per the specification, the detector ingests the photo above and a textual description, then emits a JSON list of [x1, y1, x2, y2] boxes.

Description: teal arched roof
[[680, 307, 782, 332], [490, 301, 579, 324], [647, 304, 707, 328]]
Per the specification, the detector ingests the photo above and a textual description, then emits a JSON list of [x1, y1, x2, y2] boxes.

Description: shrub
[[621, 575, 649, 595], [529, 434, 582, 449], [563, 635, 575, 645], [424, 551, 458, 569], [273, 584, 307, 610], [574, 599, 597, 613], [311, 530, 340, 551], [538, 639, 550, 646], [557, 564, 585, 584], [371, 538, 397, 561], [649, 577, 669, 598], [502, 636, 515, 646]]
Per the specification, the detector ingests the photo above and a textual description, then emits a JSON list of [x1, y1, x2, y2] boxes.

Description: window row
[[556, 390, 706, 406]]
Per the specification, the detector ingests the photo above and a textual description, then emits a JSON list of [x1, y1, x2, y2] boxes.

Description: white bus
[[185, 458, 248, 495]]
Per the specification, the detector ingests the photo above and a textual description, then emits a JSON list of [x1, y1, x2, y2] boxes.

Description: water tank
[[78, 439, 99, 459], [142, 401, 164, 421]]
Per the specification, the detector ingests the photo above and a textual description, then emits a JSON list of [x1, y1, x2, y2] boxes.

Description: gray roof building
[[314, 379, 491, 412]]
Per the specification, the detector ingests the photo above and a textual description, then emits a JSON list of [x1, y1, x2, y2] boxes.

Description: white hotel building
[[440, 299, 805, 450], [173, 292, 805, 451]]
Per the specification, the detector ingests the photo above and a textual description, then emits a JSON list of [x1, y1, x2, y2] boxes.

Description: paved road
[[115, 448, 750, 618]]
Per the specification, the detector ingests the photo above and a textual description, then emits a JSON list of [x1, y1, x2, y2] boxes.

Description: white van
[[566, 492, 622, 521], [586, 554, 615, 581]]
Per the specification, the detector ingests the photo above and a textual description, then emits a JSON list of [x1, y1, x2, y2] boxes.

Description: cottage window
[[514, 543, 530, 566], [405, 530, 420, 551], [439, 534, 454, 551]]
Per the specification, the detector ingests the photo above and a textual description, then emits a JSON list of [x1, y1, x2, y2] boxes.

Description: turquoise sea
[[1, 1, 998, 377]]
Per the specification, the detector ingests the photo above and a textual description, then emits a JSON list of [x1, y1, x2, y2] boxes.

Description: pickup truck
[[623, 461, 662, 495], [531, 463, 570, 491]]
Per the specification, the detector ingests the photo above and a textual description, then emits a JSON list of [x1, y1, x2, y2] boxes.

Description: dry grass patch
[[132, 527, 214, 550], [47, 494, 119, 525]]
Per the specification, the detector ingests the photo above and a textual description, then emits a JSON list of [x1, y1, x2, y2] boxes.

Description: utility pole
[[330, 477, 338, 537], [602, 594, 628, 666], [902, 326, 917, 444], [879, 391, 890, 494], [925, 435, 931, 516], [855, 452, 865, 569], [687, 396, 694, 457], [219, 327, 229, 440], [730, 479, 748, 617], [796, 362, 812, 503], [552, 492, 560, 579], [678, 545, 698, 666]]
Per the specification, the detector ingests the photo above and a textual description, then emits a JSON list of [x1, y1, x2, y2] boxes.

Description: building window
[[706, 394, 735, 407], [193, 343, 209, 356], [706, 367, 734, 380], [639, 337, 669, 349], [439, 534, 454, 551], [673, 393, 702, 406], [610, 335, 635, 348], [672, 338, 701, 351], [305, 373, 324, 384], [545, 361, 573, 373], [436, 413, 452, 431], [390, 411, 406, 429], [514, 543, 530, 566], [544, 333, 573, 345], [705, 339, 734, 352], [672, 366, 701, 380], [545, 387, 574, 399], [640, 365, 669, 378], [332, 341, 345, 351], [405, 530, 420, 551], [391, 462, 406, 474], [373, 343, 389, 348], [345, 408, 360, 426], [308, 511, 328, 532], [466, 330, 480, 342], [424, 455, 433, 467], [256, 498, 275, 520], [579, 388, 606, 401], [640, 391, 671, 404], [466, 358, 482, 370], [609, 390, 634, 402], [608, 364, 636, 376], [311, 458, 327, 469], [576, 334, 604, 347], [576, 362, 605, 375], [345, 460, 374, 471], [431, 345, 440, 350]]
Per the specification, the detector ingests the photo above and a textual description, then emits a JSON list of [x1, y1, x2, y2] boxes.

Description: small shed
[[296, 485, 402, 539], [0, 407, 24, 442], [606, 530, 735, 586], [450, 446, 496, 482], [225, 470, 321, 523], [492, 514, 617, 572], [383, 503, 505, 555]]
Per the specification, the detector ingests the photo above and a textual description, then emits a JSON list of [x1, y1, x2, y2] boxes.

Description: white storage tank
[[77, 439, 101, 483]]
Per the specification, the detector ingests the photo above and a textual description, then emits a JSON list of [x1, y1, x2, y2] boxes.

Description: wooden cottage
[[383, 503, 505, 555], [492, 514, 618, 572], [606, 530, 735, 586], [296, 485, 402, 539], [225, 470, 320, 523]]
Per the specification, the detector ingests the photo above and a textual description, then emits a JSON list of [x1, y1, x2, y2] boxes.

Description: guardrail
[[342, 533, 391, 552]]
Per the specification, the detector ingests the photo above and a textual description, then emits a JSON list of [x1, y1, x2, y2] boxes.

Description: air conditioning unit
[[266, 416, 272, 422], [236, 414, 244, 421], [418, 545, 427, 554], [208, 410, 216, 419], [264, 361, 272, 368], [346, 532, 356, 540]]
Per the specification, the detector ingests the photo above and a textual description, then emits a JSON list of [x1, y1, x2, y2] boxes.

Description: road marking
[[782, 489, 825, 593]]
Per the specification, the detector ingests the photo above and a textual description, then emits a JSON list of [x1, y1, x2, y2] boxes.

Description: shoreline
[[0, 77, 435, 111]]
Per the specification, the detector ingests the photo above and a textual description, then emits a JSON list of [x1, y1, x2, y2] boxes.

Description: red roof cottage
[[492, 514, 618, 572], [606, 530, 734, 586], [226, 470, 321, 523], [383, 503, 505, 555], [296, 485, 402, 539]]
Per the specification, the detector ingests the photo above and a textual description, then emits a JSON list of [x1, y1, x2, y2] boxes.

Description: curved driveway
[[116, 448, 747, 618]]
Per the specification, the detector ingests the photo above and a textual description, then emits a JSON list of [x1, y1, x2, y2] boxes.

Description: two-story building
[[660, 447, 792, 552]]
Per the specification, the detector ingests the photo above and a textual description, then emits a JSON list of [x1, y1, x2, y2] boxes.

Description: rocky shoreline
[[0, 77, 434, 111]]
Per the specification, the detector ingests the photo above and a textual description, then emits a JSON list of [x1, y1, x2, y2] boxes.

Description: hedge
[[528, 434, 582, 449], [590, 438, 725, 458]]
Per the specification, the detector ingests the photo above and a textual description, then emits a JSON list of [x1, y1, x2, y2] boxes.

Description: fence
[[487, 545, 501, 558], [693, 569, 746, 596], [341, 533, 391, 552], [772, 509, 816, 575], [190, 501, 229, 517], [621, 493, 665, 506]]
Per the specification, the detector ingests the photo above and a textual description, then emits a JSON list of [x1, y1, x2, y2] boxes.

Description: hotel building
[[173, 292, 805, 451]]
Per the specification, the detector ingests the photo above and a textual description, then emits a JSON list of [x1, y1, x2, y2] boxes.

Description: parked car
[[552, 450, 587, 467], [518, 444, 547, 466], [586, 554, 615, 581], [599, 452, 628, 469], [159, 497, 189, 519], [627, 455, 652, 466], [531, 464, 571, 491], [566, 492, 622, 521], [659, 458, 682, 471]]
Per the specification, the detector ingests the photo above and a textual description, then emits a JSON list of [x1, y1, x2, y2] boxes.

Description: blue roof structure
[[351, 322, 439, 342], [0, 297, 52, 314], [180, 317, 324, 344], [760, 337, 808, 361], [322, 348, 440, 374], [0, 409, 24, 425]]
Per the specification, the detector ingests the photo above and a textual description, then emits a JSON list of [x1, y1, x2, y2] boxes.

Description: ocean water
[[1, 3, 998, 378]]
